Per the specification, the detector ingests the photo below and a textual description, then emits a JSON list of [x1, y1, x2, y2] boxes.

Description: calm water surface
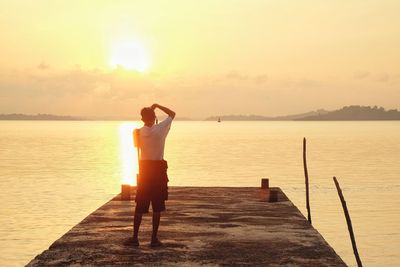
[[0, 121, 399, 266]]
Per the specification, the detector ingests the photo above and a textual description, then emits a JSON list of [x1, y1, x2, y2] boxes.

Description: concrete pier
[[27, 187, 346, 266]]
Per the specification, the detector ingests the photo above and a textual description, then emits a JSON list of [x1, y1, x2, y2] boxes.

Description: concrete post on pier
[[261, 178, 269, 189], [261, 178, 278, 202], [121, 184, 131, 200]]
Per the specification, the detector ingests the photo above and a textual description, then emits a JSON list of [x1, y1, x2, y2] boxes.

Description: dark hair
[[141, 107, 156, 122]]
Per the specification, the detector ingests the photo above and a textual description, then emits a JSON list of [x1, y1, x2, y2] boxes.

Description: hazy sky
[[0, 0, 399, 118]]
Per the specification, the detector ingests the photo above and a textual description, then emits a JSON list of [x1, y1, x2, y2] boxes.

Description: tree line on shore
[[206, 106, 400, 121], [1, 106, 400, 121]]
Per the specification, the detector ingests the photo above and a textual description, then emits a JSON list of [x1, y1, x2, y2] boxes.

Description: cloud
[[0, 67, 399, 118], [0, 67, 160, 116], [37, 61, 50, 70], [208, 71, 269, 86], [354, 71, 370, 79], [253, 74, 268, 84], [376, 72, 389, 83], [0, 68, 156, 99], [353, 71, 400, 84], [225, 71, 248, 80]]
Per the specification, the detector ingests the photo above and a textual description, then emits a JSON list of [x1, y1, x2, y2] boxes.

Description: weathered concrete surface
[[27, 187, 347, 266]]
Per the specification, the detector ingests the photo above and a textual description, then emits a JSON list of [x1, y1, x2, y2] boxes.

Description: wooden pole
[[303, 137, 312, 224], [333, 176, 363, 267]]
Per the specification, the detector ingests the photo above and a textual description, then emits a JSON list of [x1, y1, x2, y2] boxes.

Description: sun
[[110, 40, 150, 72]]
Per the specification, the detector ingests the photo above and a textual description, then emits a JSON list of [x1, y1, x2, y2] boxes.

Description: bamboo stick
[[303, 138, 312, 224], [333, 176, 363, 267]]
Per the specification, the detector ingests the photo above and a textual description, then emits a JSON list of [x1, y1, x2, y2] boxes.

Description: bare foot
[[150, 238, 163, 247], [124, 237, 139, 247]]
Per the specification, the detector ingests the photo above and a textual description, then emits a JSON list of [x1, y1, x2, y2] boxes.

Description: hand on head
[[144, 103, 175, 120]]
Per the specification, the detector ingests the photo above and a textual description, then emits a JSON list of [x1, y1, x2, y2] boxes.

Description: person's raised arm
[[151, 104, 176, 119]]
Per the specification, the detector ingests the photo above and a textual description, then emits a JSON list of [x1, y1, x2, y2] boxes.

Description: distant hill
[[206, 109, 329, 121], [206, 106, 400, 121], [0, 113, 82, 120], [296, 106, 400, 120]]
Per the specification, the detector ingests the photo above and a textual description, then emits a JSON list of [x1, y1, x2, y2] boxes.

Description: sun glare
[[119, 122, 140, 185], [111, 40, 150, 72]]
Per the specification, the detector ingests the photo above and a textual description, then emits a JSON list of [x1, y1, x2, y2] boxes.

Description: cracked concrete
[[27, 187, 346, 266]]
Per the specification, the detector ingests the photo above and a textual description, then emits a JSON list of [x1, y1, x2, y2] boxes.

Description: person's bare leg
[[151, 212, 161, 245], [133, 212, 143, 246]]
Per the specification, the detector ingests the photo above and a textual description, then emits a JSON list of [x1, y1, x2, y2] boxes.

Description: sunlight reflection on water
[[119, 122, 140, 185]]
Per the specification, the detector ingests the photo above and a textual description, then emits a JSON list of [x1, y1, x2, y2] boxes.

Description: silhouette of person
[[132, 103, 175, 247]]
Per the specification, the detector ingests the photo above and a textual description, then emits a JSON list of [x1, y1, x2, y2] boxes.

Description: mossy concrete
[[27, 187, 347, 266]]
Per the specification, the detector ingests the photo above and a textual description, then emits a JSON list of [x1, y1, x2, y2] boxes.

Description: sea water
[[0, 121, 399, 266]]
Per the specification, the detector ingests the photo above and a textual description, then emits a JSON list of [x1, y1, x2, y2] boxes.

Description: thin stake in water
[[333, 176, 363, 267], [303, 137, 312, 224]]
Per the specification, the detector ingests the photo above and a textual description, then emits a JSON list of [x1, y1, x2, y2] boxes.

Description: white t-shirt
[[138, 117, 173, 160]]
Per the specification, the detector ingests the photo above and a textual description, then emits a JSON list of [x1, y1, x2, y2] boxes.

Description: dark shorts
[[135, 160, 168, 214], [135, 198, 166, 214]]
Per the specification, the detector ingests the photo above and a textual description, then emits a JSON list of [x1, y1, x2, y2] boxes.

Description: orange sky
[[0, 0, 399, 118]]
